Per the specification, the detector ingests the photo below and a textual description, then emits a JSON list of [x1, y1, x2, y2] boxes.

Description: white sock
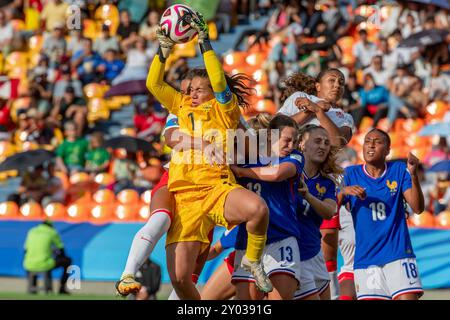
[[329, 271, 340, 300], [168, 289, 180, 300], [121, 209, 171, 277]]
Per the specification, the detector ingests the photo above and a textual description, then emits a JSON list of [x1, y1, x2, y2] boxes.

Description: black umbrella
[[399, 29, 449, 48], [104, 80, 148, 98], [0, 149, 55, 172], [409, 0, 450, 10], [103, 135, 155, 153]]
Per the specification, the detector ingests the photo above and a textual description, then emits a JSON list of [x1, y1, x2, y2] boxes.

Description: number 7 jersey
[[342, 161, 415, 269]]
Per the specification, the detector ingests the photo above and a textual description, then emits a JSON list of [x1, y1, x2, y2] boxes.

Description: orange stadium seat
[[425, 101, 448, 121], [87, 98, 110, 123], [117, 189, 139, 205], [20, 202, 43, 220], [94, 4, 120, 35], [90, 204, 115, 223], [137, 204, 151, 221], [66, 203, 91, 222], [93, 189, 115, 204], [84, 83, 109, 99], [408, 211, 435, 228], [254, 99, 277, 115], [83, 19, 98, 39], [114, 204, 138, 221], [0, 201, 19, 219], [119, 127, 137, 137], [10, 19, 25, 31], [0, 141, 16, 161], [173, 40, 197, 58], [140, 190, 152, 205], [69, 172, 90, 185], [436, 211, 450, 229], [28, 35, 43, 53], [44, 203, 67, 221], [94, 173, 115, 186]]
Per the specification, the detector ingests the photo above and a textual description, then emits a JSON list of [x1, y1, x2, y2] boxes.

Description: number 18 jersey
[[342, 161, 415, 269]]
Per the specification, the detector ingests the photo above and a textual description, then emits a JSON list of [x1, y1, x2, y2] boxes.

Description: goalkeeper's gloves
[[156, 25, 175, 60], [189, 11, 209, 44]]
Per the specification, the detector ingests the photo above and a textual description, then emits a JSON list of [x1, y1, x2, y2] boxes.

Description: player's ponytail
[[225, 73, 255, 109]]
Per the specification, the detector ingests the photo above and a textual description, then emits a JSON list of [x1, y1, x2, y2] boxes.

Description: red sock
[[326, 260, 337, 273], [339, 295, 353, 300]]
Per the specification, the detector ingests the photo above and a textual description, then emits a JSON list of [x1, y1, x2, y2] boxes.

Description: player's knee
[[248, 198, 269, 222], [170, 273, 192, 290]]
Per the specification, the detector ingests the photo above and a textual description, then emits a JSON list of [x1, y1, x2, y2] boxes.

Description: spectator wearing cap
[[117, 9, 139, 41], [97, 49, 125, 83], [40, 0, 69, 33], [56, 121, 89, 174], [42, 23, 67, 64], [0, 9, 13, 56], [93, 24, 120, 57], [53, 65, 83, 104], [363, 55, 392, 86], [71, 38, 103, 84], [352, 29, 378, 69], [51, 86, 87, 136]]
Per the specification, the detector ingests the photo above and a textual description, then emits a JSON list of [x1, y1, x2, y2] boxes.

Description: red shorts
[[320, 212, 341, 230], [224, 250, 236, 275], [151, 170, 169, 198]]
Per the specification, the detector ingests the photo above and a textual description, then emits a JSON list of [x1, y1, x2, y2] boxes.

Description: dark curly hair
[[280, 72, 317, 104]]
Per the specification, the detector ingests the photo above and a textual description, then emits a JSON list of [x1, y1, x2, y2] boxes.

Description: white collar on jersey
[[362, 163, 387, 179]]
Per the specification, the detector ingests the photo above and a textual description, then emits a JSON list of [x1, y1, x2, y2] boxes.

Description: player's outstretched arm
[[231, 162, 297, 182], [403, 152, 425, 214], [146, 27, 182, 113], [190, 12, 232, 107]]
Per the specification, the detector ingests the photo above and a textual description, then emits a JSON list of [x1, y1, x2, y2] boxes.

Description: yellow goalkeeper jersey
[[147, 51, 242, 191]]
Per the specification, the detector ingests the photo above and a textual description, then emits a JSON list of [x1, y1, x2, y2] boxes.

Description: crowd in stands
[[0, 0, 448, 222]]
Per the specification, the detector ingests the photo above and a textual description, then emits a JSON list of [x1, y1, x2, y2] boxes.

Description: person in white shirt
[[363, 55, 392, 86], [0, 10, 13, 56], [352, 29, 378, 69]]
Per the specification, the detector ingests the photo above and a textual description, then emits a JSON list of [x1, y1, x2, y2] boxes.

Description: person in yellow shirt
[[40, 0, 69, 33], [146, 12, 272, 299]]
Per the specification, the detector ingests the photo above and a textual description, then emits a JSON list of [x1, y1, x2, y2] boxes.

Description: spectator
[[42, 161, 66, 207], [40, 0, 69, 33], [377, 38, 399, 74], [42, 24, 67, 65], [114, 35, 155, 85], [51, 86, 87, 136], [111, 149, 140, 194], [23, 220, 72, 294], [117, 9, 139, 41], [425, 64, 450, 102], [139, 11, 159, 43], [85, 132, 110, 175], [28, 72, 53, 118], [423, 137, 449, 168], [56, 121, 89, 174], [53, 64, 84, 104], [363, 55, 392, 86], [401, 13, 422, 39], [0, 9, 13, 56], [71, 38, 103, 84], [93, 24, 120, 57], [23, 108, 57, 147], [97, 49, 125, 83], [352, 29, 378, 69], [8, 165, 48, 206], [67, 29, 84, 56], [133, 99, 166, 141], [353, 73, 389, 129]]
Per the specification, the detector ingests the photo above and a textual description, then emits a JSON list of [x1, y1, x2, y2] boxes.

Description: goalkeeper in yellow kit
[[146, 12, 273, 299]]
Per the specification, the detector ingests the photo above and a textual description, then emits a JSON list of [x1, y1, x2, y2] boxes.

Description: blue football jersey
[[297, 172, 336, 261], [235, 150, 304, 250], [343, 161, 415, 269]]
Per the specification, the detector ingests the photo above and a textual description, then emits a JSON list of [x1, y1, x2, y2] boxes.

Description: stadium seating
[[137, 204, 151, 221], [114, 204, 138, 221], [94, 173, 115, 186], [93, 189, 115, 204], [117, 189, 139, 205], [140, 190, 152, 205], [94, 4, 120, 35], [66, 203, 91, 222], [20, 202, 43, 220], [90, 204, 115, 223], [436, 211, 450, 229], [408, 211, 435, 228], [43, 203, 67, 221], [69, 172, 90, 185], [0, 201, 19, 219]]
